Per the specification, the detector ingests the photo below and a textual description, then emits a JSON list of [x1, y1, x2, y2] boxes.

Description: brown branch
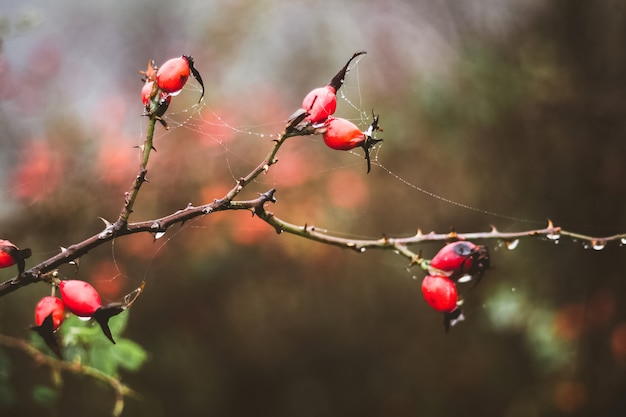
[[0, 115, 313, 298], [252, 199, 626, 264]]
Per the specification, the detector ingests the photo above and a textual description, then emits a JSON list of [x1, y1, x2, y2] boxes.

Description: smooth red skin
[[59, 280, 102, 317], [156, 56, 190, 94], [0, 239, 16, 268], [35, 296, 65, 330], [430, 241, 477, 274], [302, 86, 337, 124], [421, 275, 458, 313], [322, 117, 365, 150], [141, 81, 154, 105], [142, 81, 171, 113]]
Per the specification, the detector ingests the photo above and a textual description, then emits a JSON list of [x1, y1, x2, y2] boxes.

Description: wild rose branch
[[1, 51, 625, 333]]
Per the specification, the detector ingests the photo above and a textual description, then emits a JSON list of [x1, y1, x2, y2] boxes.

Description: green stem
[[118, 116, 156, 226]]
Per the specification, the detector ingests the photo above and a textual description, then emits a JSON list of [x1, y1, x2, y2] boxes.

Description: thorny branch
[[1, 112, 625, 297]]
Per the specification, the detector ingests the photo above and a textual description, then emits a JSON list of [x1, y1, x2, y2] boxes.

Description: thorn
[[98, 217, 113, 228]]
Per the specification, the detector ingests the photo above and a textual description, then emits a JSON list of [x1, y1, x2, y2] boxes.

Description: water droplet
[[592, 240, 606, 251], [458, 274, 472, 283], [150, 222, 160, 230], [359, 247, 367, 253], [547, 232, 560, 242], [621, 238, 626, 246], [202, 207, 212, 214], [505, 239, 520, 250], [154, 231, 166, 240], [78, 316, 91, 322]]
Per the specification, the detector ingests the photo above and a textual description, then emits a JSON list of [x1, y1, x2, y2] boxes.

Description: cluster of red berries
[[140, 55, 204, 128], [296, 51, 382, 173], [421, 241, 490, 331], [0, 239, 124, 356], [31, 280, 124, 358]]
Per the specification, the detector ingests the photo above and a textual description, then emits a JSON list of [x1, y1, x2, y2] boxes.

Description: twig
[[0, 332, 138, 417], [0, 114, 312, 298], [251, 200, 626, 263]]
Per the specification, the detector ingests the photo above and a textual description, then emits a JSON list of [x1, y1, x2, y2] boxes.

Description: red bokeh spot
[[12, 139, 64, 203], [553, 303, 586, 340], [90, 260, 124, 301], [611, 322, 626, 363], [553, 380, 586, 413], [326, 170, 369, 209]]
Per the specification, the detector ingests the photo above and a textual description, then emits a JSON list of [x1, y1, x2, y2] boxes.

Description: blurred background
[[1, 0, 626, 416]]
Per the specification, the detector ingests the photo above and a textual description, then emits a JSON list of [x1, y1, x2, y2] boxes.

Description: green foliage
[[59, 310, 147, 376], [28, 309, 147, 406], [0, 349, 15, 407], [32, 385, 58, 407]]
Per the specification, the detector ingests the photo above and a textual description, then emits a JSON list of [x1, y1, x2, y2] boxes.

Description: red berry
[[0, 243, 15, 269], [142, 80, 171, 118], [59, 280, 125, 344], [141, 81, 155, 105], [34, 296, 65, 330], [156, 56, 190, 95], [31, 295, 65, 358], [0, 239, 32, 273], [59, 280, 102, 317], [322, 117, 365, 150], [302, 85, 337, 124], [430, 241, 490, 282], [421, 275, 458, 313]]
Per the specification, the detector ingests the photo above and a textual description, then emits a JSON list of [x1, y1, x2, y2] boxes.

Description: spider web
[[101, 57, 550, 308]]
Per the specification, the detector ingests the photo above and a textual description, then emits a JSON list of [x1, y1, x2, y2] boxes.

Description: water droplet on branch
[[505, 239, 520, 250], [547, 232, 561, 243], [592, 240, 606, 251]]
